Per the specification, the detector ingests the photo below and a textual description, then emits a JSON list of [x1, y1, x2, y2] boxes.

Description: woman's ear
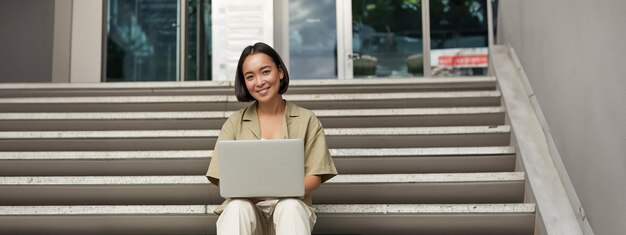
[[278, 66, 285, 80]]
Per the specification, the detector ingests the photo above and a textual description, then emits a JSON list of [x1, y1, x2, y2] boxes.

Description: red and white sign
[[431, 48, 488, 68]]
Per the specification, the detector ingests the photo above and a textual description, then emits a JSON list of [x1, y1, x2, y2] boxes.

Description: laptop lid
[[217, 139, 305, 198]]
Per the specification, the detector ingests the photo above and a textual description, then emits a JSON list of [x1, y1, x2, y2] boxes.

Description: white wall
[[498, 0, 626, 234]]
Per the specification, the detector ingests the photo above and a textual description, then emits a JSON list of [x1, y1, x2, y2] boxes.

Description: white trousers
[[216, 198, 316, 235]]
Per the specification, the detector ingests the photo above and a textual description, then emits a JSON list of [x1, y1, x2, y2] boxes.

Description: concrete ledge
[[0, 203, 533, 215], [0, 126, 511, 151], [0, 91, 499, 103], [330, 147, 517, 174], [0, 203, 535, 235], [326, 172, 523, 183], [0, 107, 505, 131], [0, 126, 509, 139], [0, 173, 525, 205], [0, 77, 494, 89], [283, 91, 500, 101], [0, 173, 523, 185], [316, 203, 534, 214], [0, 77, 498, 99], [0, 147, 513, 160], [0, 107, 504, 120], [0, 147, 516, 175], [325, 126, 509, 135], [0, 130, 220, 139], [0, 150, 212, 160], [491, 45, 583, 234], [331, 146, 515, 156], [0, 92, 502, 112]]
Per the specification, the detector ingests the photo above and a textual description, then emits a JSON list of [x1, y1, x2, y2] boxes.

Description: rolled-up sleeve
[[304, 116, 337, 183], [206, 115, 238, 185]]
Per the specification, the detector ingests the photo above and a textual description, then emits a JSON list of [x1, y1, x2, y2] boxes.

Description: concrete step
[[0, 107, 505, 131], [333, 146, 516, 174], [0, 126, 510, 151], [0, 173, 524, 205], [0, 91, 501, 112], [0, 77, 497, 98], [0, 147, 516, 176], [0, 204, 535, 235]]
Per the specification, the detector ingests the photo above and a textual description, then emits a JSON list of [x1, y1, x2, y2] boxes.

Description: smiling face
[[242, 52, 285, 104]]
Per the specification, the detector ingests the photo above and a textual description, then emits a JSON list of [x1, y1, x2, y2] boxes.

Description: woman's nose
[[255, 76, 265, 86]]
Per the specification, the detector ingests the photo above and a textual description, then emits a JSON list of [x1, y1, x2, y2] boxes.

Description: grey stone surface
[[0, 176, 207, 185], [326, 172, 524, 183], [0, 96, 228, 103], [0, 203, 533, 215], [492, 45, 583, 235], [330, 146, 515, 156], [313, 106, 504, 117], [283, 91, 500, 101], [0, 130, 219, 139], [0, 151, 211, 160], [0, 112, 227, 120], [0, 205, 212, 215], [0, 147, 512, 160], [315, 203, 535, 214], [0, 173, 523, 185], [0, 107, 504, 120], [0, 126, 507, 139], [0, 76, 528, 234], [0, 77, 493, 89], [325, 126, 510, 135]]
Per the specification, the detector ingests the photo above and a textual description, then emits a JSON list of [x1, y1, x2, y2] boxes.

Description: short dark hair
[[234, 42, 290, 102]]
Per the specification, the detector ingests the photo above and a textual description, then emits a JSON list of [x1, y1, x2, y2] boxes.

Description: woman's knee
[[274, 198, 306, 213], [224, 199, 256, 212]]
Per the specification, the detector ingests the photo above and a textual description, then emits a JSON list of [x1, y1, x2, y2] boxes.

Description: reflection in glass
[[352, 0, 424, 77], [106, 0, 179, 82], [430, 0, 488, 76], [105, 0, 212, 82], [289, 0, 337, 79]]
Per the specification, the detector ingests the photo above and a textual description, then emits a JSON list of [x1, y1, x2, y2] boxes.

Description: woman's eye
[[245, 76, 254, 80], [262, 70, 270, 75]]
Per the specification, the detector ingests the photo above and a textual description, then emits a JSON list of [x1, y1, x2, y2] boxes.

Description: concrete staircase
[[0, 77, 536, 234]]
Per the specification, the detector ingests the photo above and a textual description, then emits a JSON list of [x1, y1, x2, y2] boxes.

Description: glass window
[[289, 0, 338, 79], [352, 0, 424, 77], [104, 0, 211, 82], [186, 0, 212, 81], [430, 0, 488, 76]]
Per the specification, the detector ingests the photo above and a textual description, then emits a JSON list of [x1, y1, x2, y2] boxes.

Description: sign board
[[212, 0, 274, 81], [431, 47, 488, 68]]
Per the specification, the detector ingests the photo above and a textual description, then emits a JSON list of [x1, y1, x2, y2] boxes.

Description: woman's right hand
[[250, 198, 262, 204]]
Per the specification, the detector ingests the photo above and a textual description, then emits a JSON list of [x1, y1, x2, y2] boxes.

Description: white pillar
[[70, 0, 103, 83]]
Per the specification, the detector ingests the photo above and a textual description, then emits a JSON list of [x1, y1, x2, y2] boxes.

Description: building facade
[[1, 0, 490, 83]]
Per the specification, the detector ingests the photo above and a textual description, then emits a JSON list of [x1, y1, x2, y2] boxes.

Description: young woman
[[206, 42, 337, 235]]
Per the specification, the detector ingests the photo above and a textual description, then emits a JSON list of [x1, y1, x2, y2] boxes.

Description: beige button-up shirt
[[206, 100, 338, 214]]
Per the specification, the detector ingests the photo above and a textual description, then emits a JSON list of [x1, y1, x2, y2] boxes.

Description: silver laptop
[[217, 139, 305, 198]]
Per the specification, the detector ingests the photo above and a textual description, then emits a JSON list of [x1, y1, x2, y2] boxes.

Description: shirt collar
[[241, 100, 299, 139]]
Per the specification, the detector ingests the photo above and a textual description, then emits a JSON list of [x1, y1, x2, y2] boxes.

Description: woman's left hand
[[304, 175, 322, 195]]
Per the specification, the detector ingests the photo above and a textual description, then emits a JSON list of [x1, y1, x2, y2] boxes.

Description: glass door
[[105, 0, 180, 82], [186, 0, 212, 81], [429, 0, 489, 76], [286, 0, 424, 80], [288, 0, 339, 79], [104, 0, 212, 82], [346, 0, 425, 79]]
